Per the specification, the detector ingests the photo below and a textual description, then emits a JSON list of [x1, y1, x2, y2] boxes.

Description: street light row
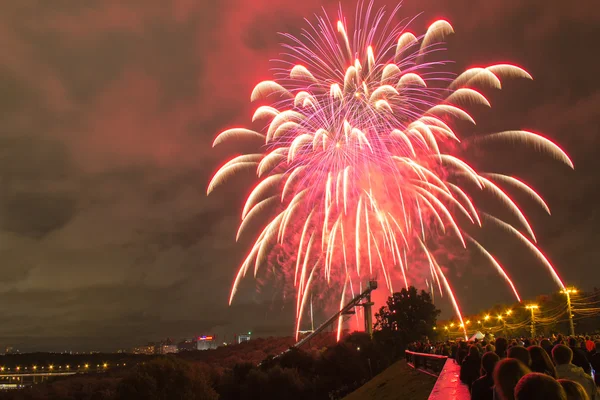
[[438, 287, 579, 337], [441, 307, 522, 330], [0, 363, 125, 372]]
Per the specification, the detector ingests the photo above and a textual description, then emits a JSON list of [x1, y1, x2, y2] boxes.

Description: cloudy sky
[[0, 0, 598, 351]]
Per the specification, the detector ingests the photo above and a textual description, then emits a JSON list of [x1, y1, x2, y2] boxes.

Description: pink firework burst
[[207, 1, 573, 339]]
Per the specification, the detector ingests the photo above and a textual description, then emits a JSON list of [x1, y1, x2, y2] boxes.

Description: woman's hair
[[528, 345, 557, 379], [515, 373, 567, 400], [493, 358, 531, 400], [558, 379, 590, 400], [481, 351, 500, 376], [495, 337, 508, 358], [469, 344, 480, 358], [507, 346, 532, 367]]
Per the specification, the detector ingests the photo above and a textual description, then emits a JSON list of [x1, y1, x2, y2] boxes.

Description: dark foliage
[[374, 286, 440, 356], [116, 358, 218, 400]]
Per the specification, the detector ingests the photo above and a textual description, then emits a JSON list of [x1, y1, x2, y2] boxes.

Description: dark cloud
[[0, 0, 597, 351]]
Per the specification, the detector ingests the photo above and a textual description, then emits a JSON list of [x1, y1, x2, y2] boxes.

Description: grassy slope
[[343, 360, 437, 400]]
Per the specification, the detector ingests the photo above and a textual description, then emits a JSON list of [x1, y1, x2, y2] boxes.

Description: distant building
[[159, 344, 178, 354], [197, 335, 217, 351], [131, 344, 155, 355], [237, 332, 252, 344], [177, 339, 197, 352]]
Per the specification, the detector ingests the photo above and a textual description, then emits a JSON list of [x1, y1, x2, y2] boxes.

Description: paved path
[[428, 359, 470, 400]]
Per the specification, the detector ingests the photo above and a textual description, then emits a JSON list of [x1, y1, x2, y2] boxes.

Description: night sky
[[1, 0, 598, 352]]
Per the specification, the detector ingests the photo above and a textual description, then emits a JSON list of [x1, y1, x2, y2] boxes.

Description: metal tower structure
[[294, 280, 378, 348]]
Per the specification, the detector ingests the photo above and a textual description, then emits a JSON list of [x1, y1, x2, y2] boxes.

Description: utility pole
[[526, 305, 539, 338], [498, 316, 507, 338], [561, 288, 577, 336]]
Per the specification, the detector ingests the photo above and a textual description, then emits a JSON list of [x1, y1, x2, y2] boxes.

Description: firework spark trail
[[208, 1, 573, 338]]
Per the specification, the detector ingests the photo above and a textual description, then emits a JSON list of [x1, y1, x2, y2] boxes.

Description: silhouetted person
[[471, 351, 499, 400], [569, 338, 592, 375], [541, 338, 554, 357], [508, 346, 531, 368], [514, 372, 567, 400], [496, 337, 508, 359], [460, 345, 481, 390], [457, 341, 469, 365], [590, 342, 600, 387], [553, 345, 597, 400], [559, 379, 591, 400], [529, 345, 558, 378], [493, 358, 531, 400]]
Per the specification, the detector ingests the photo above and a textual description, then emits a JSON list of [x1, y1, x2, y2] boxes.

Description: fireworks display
[[207, 2, 573, 338]]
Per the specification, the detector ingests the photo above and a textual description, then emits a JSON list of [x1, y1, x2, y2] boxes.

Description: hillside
[[343, 360, 436, 400]]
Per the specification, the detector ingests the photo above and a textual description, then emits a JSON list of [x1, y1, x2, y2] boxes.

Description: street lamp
[[561, 288, 577, 336], [526, 305, 539, 338]]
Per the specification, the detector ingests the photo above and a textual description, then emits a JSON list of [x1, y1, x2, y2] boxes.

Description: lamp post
[[561, 288, 577, 336], [504, 310, 512, 337], [526, 305, 539, 338]]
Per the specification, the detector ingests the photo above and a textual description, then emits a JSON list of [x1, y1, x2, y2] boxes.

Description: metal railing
[[405, 350, 448, 376]]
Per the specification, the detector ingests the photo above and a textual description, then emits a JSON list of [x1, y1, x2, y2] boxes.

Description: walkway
[[428, 359, 470, 400]]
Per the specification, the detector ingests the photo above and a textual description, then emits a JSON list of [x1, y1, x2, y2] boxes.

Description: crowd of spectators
[[409, 334, 600, 399]]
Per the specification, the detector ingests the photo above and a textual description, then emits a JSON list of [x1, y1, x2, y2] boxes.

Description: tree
[[116, 357, 218, 400], [374, 286, 440, 352]]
